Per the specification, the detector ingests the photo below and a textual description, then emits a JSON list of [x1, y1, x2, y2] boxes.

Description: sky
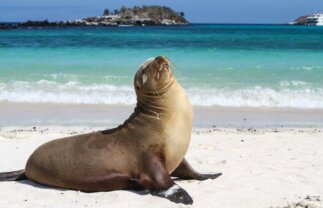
[[0, 0, 323, 23]]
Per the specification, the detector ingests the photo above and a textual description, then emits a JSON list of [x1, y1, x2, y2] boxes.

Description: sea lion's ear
[[135, 78, 141, 91], [135, 79, 141, 90], [134, 74, 141, 91]]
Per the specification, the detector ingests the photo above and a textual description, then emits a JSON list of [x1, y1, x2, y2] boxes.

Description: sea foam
[[0, 81, 135, 105], [1, 81, 323, 109], [186, 87, 323, 108]]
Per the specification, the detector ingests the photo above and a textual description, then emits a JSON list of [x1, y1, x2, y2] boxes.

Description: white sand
[[0, 127, 322, 208]]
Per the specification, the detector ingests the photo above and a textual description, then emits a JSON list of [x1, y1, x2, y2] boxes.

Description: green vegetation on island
[[101, 5, 188, 25], [0, 5, 188, 29]]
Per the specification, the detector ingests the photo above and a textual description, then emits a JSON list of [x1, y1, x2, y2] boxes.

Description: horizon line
[[0, 21, 291, 25]]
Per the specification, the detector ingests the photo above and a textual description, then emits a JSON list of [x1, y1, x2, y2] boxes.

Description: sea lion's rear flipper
[[0, 169, 27, 181], [171, 158, 222, 180], [137, 151, 193, 204]]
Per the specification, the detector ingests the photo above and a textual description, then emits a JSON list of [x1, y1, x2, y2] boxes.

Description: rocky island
[[0, 5, 188, 29]]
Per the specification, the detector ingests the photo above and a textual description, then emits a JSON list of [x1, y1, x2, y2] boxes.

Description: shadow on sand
[[17, 179, 149, 196]]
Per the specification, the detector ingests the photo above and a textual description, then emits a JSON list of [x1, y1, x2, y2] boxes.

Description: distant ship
[[306, 13, 323, 26], [290, 12, 323, 26]]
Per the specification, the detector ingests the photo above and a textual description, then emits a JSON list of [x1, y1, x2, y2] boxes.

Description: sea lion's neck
[[141, 79, 175, 97], [136, 101, 164, 119], [136, 80, 182, 118]]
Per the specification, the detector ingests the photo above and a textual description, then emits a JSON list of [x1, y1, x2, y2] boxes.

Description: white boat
[[306, 13, 323, 26]]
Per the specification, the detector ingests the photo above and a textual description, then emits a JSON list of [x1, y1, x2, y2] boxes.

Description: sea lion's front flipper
[[137, 151, 193, 204], [150, 183, 193, 204], [171, 158, 222, 181]]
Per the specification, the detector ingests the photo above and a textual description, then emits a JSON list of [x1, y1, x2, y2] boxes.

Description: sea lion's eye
[[142, 74, 148, 84]]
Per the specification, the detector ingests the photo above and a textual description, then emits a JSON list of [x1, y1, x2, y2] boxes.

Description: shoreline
[[1, 102, 323, 128]]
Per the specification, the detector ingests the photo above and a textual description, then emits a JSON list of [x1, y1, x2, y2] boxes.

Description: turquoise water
[[0, 24, 323, 108]]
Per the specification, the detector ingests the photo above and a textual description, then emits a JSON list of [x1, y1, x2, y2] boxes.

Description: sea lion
[[0, 56, 221, 204]]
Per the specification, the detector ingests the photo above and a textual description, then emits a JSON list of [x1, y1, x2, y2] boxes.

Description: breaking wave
[[1, 80, 323, 108]]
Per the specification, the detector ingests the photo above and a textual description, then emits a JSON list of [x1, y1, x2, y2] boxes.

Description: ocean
[[1, 24, 323, 108]]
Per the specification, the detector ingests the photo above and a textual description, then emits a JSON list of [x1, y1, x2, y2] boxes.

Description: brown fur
[[25, 56, 194, 192]]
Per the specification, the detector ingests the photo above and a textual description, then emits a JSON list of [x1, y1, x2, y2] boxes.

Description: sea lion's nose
[[155, 56, 169, 71], [155, 56, 168, 64]]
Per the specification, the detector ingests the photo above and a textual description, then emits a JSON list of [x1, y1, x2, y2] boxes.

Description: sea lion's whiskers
[[169, 62, 182, 80], [168, 60, 175, 73], [156, 64, 163, 80]]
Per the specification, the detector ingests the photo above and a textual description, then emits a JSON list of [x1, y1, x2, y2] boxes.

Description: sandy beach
[[1, 24, 323, 207], [0, 123, 322, 208], [1, 6, 323, 208]]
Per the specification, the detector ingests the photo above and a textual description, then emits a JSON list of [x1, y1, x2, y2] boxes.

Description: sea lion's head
[[135, 56, 174, 96]]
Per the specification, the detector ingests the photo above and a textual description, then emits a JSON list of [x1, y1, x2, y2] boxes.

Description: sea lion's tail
[[0, 169, 27, 181]]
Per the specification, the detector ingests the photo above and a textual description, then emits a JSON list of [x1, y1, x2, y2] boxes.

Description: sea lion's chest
[[136, 83, 193, 173], [161, 99, 193, 173]]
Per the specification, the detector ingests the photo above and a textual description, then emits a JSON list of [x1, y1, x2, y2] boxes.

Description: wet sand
[[1, 102, 323, 128]]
